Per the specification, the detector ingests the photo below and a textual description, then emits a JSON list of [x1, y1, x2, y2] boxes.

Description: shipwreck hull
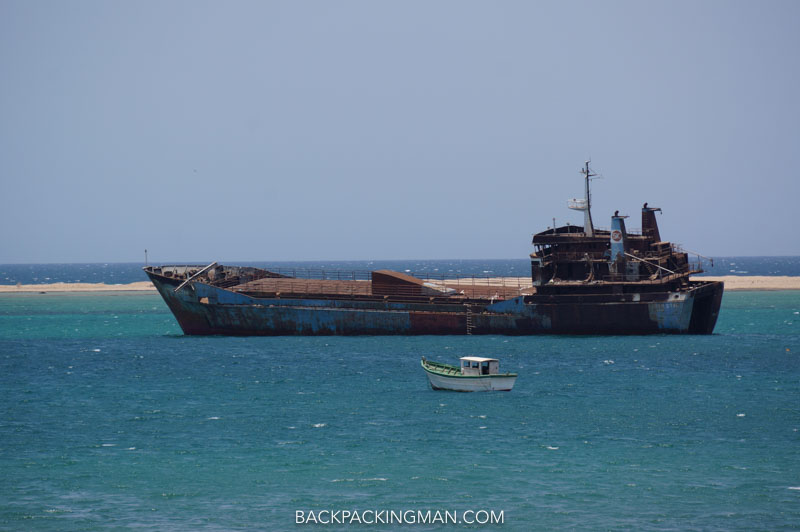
[[146, 270, 723, 336]]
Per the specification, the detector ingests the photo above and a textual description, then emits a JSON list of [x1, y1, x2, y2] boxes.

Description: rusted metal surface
[[144, 267, 723, 336], [371, 270, 430, 296], [224, 269, 533, 300], [233, 277, 373, 297]]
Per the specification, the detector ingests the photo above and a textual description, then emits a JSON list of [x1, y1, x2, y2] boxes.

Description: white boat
[[420, 356, 517, 392]]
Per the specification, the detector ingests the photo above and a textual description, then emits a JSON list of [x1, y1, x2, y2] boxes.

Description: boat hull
[[423, 371, 517, 392], [145, 270, 723, 336]]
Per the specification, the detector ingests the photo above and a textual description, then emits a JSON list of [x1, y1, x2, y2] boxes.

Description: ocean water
[[2, 256, 800, 286], [1, 288, 799, 530]]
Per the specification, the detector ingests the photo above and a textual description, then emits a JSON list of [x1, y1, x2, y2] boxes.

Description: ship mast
[[580, 161, 596, 237]]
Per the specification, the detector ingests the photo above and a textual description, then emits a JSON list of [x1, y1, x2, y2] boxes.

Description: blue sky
[[1, 1, 798, 263]]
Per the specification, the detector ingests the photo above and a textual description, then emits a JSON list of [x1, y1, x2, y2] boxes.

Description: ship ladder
[[465, 306, 475, 335]]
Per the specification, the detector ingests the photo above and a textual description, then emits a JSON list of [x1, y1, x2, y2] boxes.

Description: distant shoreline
[[691, 276, 800, 291], [1, 276, 799, 293], [0, 281, 156, 293]]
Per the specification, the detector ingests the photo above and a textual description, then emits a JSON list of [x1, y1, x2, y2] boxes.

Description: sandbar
[[0, 281, 156, 293], [691, 276, 800, 291], [0, 276, 798, 293]]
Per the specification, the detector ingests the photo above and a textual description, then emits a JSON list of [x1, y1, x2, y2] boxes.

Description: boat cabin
[[460, 357, 501, 376]]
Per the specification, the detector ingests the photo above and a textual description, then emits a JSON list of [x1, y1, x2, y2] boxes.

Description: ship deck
[[225, 275, 712, 300], [231, 276, 535, 300]]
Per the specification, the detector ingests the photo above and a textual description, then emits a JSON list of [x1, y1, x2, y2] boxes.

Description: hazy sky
[[2, 1, 799, 263]]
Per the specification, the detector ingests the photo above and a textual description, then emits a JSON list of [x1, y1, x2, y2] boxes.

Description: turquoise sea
[[1, 287, 799, 529]]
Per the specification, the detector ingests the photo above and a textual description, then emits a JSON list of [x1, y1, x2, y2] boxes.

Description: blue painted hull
[[145, 270, 723, 336]]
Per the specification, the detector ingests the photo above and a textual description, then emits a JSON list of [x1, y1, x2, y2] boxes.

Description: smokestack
[[641, 203, 662, 242], [610, 212, 628, 265]]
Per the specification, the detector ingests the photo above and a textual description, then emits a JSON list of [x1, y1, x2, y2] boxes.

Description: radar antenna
[[567, 161, 596, 237], [581, 161, 596, 236]]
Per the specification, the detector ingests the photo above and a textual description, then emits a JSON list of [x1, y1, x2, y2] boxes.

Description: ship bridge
[[531, 165, 692, 286]]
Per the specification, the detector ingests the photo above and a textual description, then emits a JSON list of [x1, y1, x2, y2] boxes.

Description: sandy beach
[[0, 281, 156, 293], [1, 276, 799, 293], [441, 276, 800, 292], [692, 276, 800, 291]]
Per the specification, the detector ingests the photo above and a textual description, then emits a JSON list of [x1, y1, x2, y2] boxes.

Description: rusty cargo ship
[[144, 164, 723, 335]]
